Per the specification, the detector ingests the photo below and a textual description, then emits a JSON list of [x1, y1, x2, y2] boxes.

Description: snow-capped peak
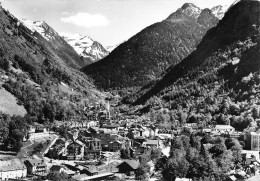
[[211, 5, 229, 19], [60, 32, 110, 62], [181, 3, 202, 18], [21, 19, 59, 41], [60, 32, 95, 55]]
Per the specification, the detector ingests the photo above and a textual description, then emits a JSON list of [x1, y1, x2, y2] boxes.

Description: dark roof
[[118, 160, 140, 170], [25, 159, 46, 167], [68, 141, 85, 147], [50, 165, 65, 171]]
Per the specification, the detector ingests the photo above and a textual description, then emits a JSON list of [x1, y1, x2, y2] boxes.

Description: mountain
[[0, 5, 104, 118], [106, 45, 118, 52], [133, 0, 260, 106], [60, 32, 110, 64], [211, 5, 228, 19], [21, 19, 87, 68], [82, 3, 222, 90]]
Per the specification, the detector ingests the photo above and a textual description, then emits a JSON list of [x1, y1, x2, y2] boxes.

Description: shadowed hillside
[[82, 4, 220, 90]]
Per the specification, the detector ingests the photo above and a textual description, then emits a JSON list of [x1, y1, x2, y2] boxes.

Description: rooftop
[[146, 140, 159, 145], [119, 160, 140, 170], [0, 158, 26, 172], [25, 159, 46, 167], [50, 165, 65, 171], [215, 125, 234, 129]]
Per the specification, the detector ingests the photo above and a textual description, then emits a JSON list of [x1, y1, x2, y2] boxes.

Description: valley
[[0, 0, 260, 181]]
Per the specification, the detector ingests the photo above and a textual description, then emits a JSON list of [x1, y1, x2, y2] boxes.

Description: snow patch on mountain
[[181, 3, 202, 19], [60, 32, 110, 62], [21, 19, 59, 41], [211, 5, 229, 19]]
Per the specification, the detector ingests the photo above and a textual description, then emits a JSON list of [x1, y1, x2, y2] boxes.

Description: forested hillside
[[0, 4, 106, 144], [82, 4, 220, 90], [119, 0, 260, 133]]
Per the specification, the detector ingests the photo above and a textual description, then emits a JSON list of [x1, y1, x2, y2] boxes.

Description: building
[[211, 125, 235, 134], [34, 122, 47, 133], [145, 140, 160, 148], [66, 141, 85, 160], [109, 140, 124, 152], [100, 124, 119, 132], [241, 150, 260, 161], [0, 158, 27, 180], [28, 125, 36, 134], [84, 138, 102, 151], [84, 166, 98, 176], [87, 121, 98, 128], [24, 159, 47, 175], [250, 132, 260, 151], [229, 132, 243, 139], [81, 137, 102, 159], [50, 165, 66, 174], [117, 160, 140, 175]]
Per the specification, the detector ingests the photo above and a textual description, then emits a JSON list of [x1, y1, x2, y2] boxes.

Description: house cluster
[[46, 122, 171, 162], [0, 158, 47, 180]]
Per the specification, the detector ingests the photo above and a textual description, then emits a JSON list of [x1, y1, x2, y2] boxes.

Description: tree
[[120, 148, 130, 159], [150, 147, 162, 161], [179, 111, 188, 125], [0, 57, 10, 71], [252, 106, 259, 119], [162, 156, 190, 181], [135, 162, 150, 181], [47, 172, 70, 181], [0, 113, 10, 144], [6, 116, 27, 152]]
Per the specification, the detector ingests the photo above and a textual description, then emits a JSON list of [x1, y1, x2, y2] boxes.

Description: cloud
[[61, 12, 109, 28], [61, 11, 69, 15]]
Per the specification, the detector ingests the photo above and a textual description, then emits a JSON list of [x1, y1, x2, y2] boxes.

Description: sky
[[2, 0, 235, 46]]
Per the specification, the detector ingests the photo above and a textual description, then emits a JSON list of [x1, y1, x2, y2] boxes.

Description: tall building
[[250, 132, 260, 151]]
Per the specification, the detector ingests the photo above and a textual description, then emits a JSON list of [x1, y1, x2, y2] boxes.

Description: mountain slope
[[82, 3, 221, 90], [60, 32, 110, 64], [0, 5, 104, 119], [21, 19, 86, 68], [134, 0, 260, 105]]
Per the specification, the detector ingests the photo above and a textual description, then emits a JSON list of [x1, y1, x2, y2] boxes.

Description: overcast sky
[[2, 0, 235, 46]]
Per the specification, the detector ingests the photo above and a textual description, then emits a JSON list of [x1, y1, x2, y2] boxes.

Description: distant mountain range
[[82, 4, 227, 90], [21, 20, 113, 66]]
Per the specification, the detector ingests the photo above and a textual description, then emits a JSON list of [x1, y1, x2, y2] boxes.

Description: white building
[[0, 158, 27, 180], [87, 121, 97, 128], [211, 125, 235, 134], [241, 150, 260, 161], [250, 132, 260, 151]]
